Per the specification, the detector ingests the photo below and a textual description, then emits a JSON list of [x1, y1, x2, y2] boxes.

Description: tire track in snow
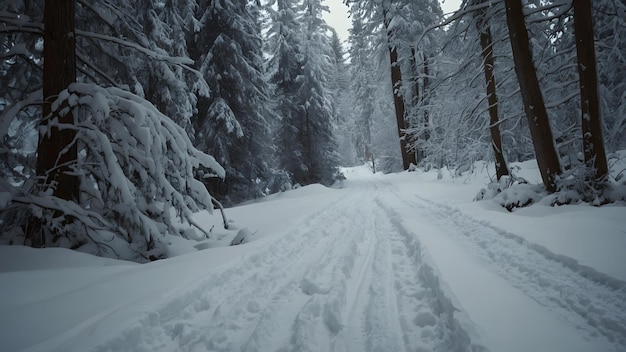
[[283, 178, 485, 352], [93, 192, 354, 352], [93, 181, 486, 352], [373, 197, 488, 352], [385, 188, 626, 351]]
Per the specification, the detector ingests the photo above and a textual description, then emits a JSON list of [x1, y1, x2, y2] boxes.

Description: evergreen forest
[[1, 0, 624, 262]]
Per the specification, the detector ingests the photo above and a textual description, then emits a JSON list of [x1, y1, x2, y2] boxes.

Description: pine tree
[[268, 0, 338, 186], [329, 29, 357, 166], [190, 0, 274, 204], [72, 0, 206, 132], [347, 5, 402, 173], [266, 0, 305, 187], [297, 0, 339, 185]]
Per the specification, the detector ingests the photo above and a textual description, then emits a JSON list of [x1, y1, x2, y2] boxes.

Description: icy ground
[[1, 162, 626, 352]]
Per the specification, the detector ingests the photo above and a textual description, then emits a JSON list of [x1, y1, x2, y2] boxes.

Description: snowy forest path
[[89, 171, 626, 352], [92, 175, 483, 352]]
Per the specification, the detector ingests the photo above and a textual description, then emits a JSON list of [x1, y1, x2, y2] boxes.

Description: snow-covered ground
[[1, 161, 625, 352]]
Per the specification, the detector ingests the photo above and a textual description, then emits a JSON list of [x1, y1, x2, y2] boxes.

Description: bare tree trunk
[[477, 12, 509, 180], [573, 0, 608, 181], [504, 0, 561, 192], [389, 46, 416, 170], [383, 8, 416, 170], [38, 0, 78, 199], [32, 0, 78, 246], [421, 53, 430, 162], [409, 47, 430, 163]]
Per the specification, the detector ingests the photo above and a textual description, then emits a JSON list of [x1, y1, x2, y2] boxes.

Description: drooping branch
[[75, 30, 193, 65]]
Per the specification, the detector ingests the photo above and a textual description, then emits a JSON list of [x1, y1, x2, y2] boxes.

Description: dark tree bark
[[383, 8, 416, 170], [389, 46, 416, 170], [504, 0, 561, 192], [32, 0, 78, 246], [476, 10, 509, 180], [573, 0, 608, 181]]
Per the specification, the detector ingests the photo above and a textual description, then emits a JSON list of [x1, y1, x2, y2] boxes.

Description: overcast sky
[[322, 0, 463, 43]]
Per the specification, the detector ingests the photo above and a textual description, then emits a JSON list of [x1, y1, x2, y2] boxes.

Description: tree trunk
[[409, 47, 429, 163], [31, 0, 78, 247], [38, 0, 78, 200], [573, 0, 608, 181], [421, 53, 430, 163], [477, 13, 509, 180], [388, 46, 416, 170], [504, 0, 561, 192], [383, 8, 416, 170]]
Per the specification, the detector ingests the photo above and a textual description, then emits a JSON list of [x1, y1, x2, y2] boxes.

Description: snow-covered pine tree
[[347, 6, 402, 173], [267, 0, 339, 186], [328, 29, 357, 167], [295, 0, 339, 185], [190, 0, 274, 205], [74, 0, 207, 132], [266, 0, 307, 188]]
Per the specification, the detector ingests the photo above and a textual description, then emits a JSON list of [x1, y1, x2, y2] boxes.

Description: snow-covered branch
[[0, 90, 42, 138], [0, 83, 225, 262], [75, 30, 194, 66]]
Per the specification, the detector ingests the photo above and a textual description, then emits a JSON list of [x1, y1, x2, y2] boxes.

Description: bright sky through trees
[[322, 0, 463, 42]]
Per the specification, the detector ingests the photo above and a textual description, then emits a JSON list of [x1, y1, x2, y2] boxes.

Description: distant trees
[[347, 17, 376, 167], [347, 0, 443, 170], [329, 29, 356, 167], [341, 0, 622, 201]]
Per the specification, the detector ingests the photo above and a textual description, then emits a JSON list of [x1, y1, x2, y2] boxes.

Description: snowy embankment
[[1, 160, 625, 352]]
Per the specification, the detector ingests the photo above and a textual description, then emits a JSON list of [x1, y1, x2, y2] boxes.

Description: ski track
[[94, 180, 484, 352], [381, 182, 626, 352]]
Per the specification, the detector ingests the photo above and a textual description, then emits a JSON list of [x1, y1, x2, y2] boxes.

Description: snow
[[1, 161, 625, 352]]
